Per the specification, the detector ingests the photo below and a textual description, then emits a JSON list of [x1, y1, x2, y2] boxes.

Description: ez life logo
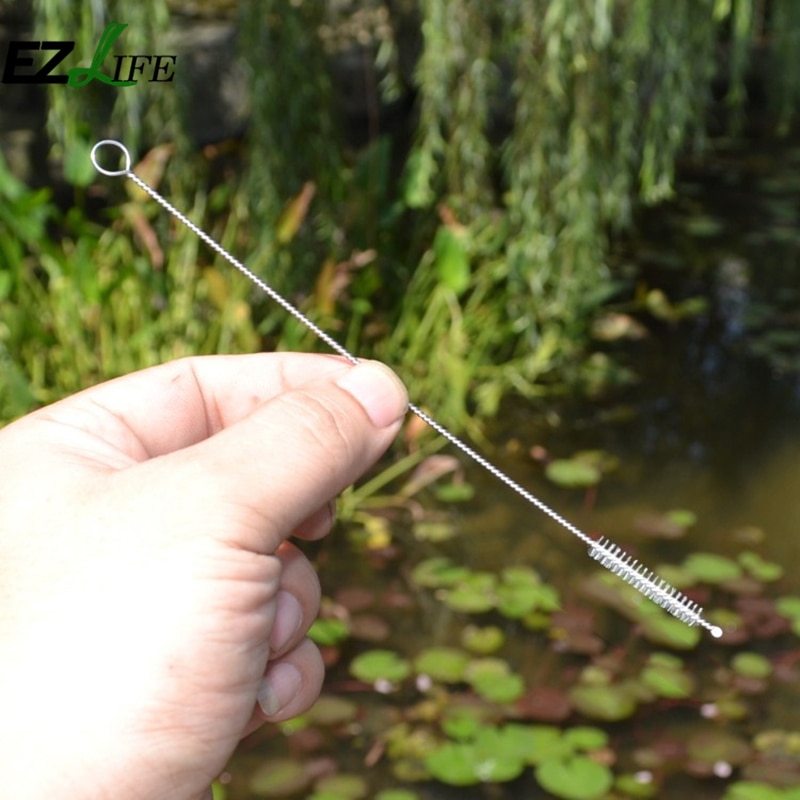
[[2, 22, 176, 86]]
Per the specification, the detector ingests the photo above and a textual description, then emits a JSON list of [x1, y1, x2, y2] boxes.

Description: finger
[[292, 499, 336, 542], [254, 638, 325, 726], [17, 353, 357, 461], [156, 358, 408, 553], [269, 542, 321, 658]]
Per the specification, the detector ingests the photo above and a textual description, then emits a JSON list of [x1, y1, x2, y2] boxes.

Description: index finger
[[21, 353, 353, 461]]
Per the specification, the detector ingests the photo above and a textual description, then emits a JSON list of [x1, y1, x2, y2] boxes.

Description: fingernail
[[269, 591, 303, 654], [257, 662, 302, 717], [337, 362, 408, 428]]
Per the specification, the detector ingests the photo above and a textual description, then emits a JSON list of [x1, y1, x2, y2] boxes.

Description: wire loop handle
[[91, 139, 723, 639]]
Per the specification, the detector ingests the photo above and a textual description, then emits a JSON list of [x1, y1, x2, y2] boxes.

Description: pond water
[[224, 140, 800, 799]]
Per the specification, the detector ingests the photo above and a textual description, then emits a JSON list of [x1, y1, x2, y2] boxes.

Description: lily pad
[[305, 695, 359, 726], [423, 743, 481, 787], [375, 791, 421, 800], [638, 608, 703, 650], [411, 557, 470, 588], [495, 581, 550, 618], [313, 774, 368, 799], [439, 572, 497, 613], [684, 552, 744, 584], [249, 758, 312, 797], [634, 510, 694, 539], [309, 618, 350, 646], [686, 729, 752, 776], [460, 624, 505, 654], [722, 782, 788, 800], [615, 772, 659, 798], [535, 755, 615, 799], [569, 683, 638, 721], [472, 728, 529, 781], [731, 652, 773, 679], [441, 707, 484, 741], [465, 658, 526, 703], [545, 458, 601, 489], [413, 520, 458, 543], [564, 726, 609, 751], [775, 596, 800, 623], [738, 552, 784, 582], [640, 654, 694, 698], [413, 647, 470, 683], [434, 481, 475, 503], [350, 649, 411, 684], [510, 724, 573, 764]]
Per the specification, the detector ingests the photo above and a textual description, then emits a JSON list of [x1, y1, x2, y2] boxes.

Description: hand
[[0, 354, 407, 799]]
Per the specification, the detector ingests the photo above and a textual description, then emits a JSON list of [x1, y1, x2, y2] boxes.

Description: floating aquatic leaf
[[460, 624, 505, 654], [502, 564, 542, 585], [775, 596, 800, 622], [614, 772, 659, 798], [634, 510, 693, 540], [350, 650, 411, 684], [684, 552, 744, 584], [441, 707, 484, 741], [499, 569, 560, 617], [667, 507, 697, 528], [465, 658, 526, 704], [564, 726, 609, 751], [738, 552, 784, 582], [424, 742, 481, 786], [413, 647, 470, 683], [495, 581, 547, 618], [308, 618, 350, 646], [434, 481, 475, 503], [653, 562, 697, 588], [686, 729, 752, 776], [375, 791, 421, 800], [545, 458, 601, 489], [249, 758, 312, 797], [510, 725, 572, 764], [472, 728, 527, 782], [640, 654, 694, 698], [439, 572, 497, 613], [305, 695, 359, 726], [722, 782, 787, 800], [569, 683, 637, 721], [708, 608, 744, 640], [535, 755, 614, 799], [731, 652, 773, 680], [685, 214, 724, 237], [412, 520, 457, 542], [638, 605, 702, 649], [701, 697, 751, 722], [313, 774, 368, 799], [410, 557, 470, 589]]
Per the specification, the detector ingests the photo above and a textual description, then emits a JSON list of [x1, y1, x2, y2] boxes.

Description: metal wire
[[91, 139, 723, 639]]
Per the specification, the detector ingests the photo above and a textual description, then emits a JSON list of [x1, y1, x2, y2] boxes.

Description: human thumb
[[164, 360, 408, 553]]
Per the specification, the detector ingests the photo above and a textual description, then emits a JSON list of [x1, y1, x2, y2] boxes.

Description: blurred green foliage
[[3, 0, 800, 427]]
